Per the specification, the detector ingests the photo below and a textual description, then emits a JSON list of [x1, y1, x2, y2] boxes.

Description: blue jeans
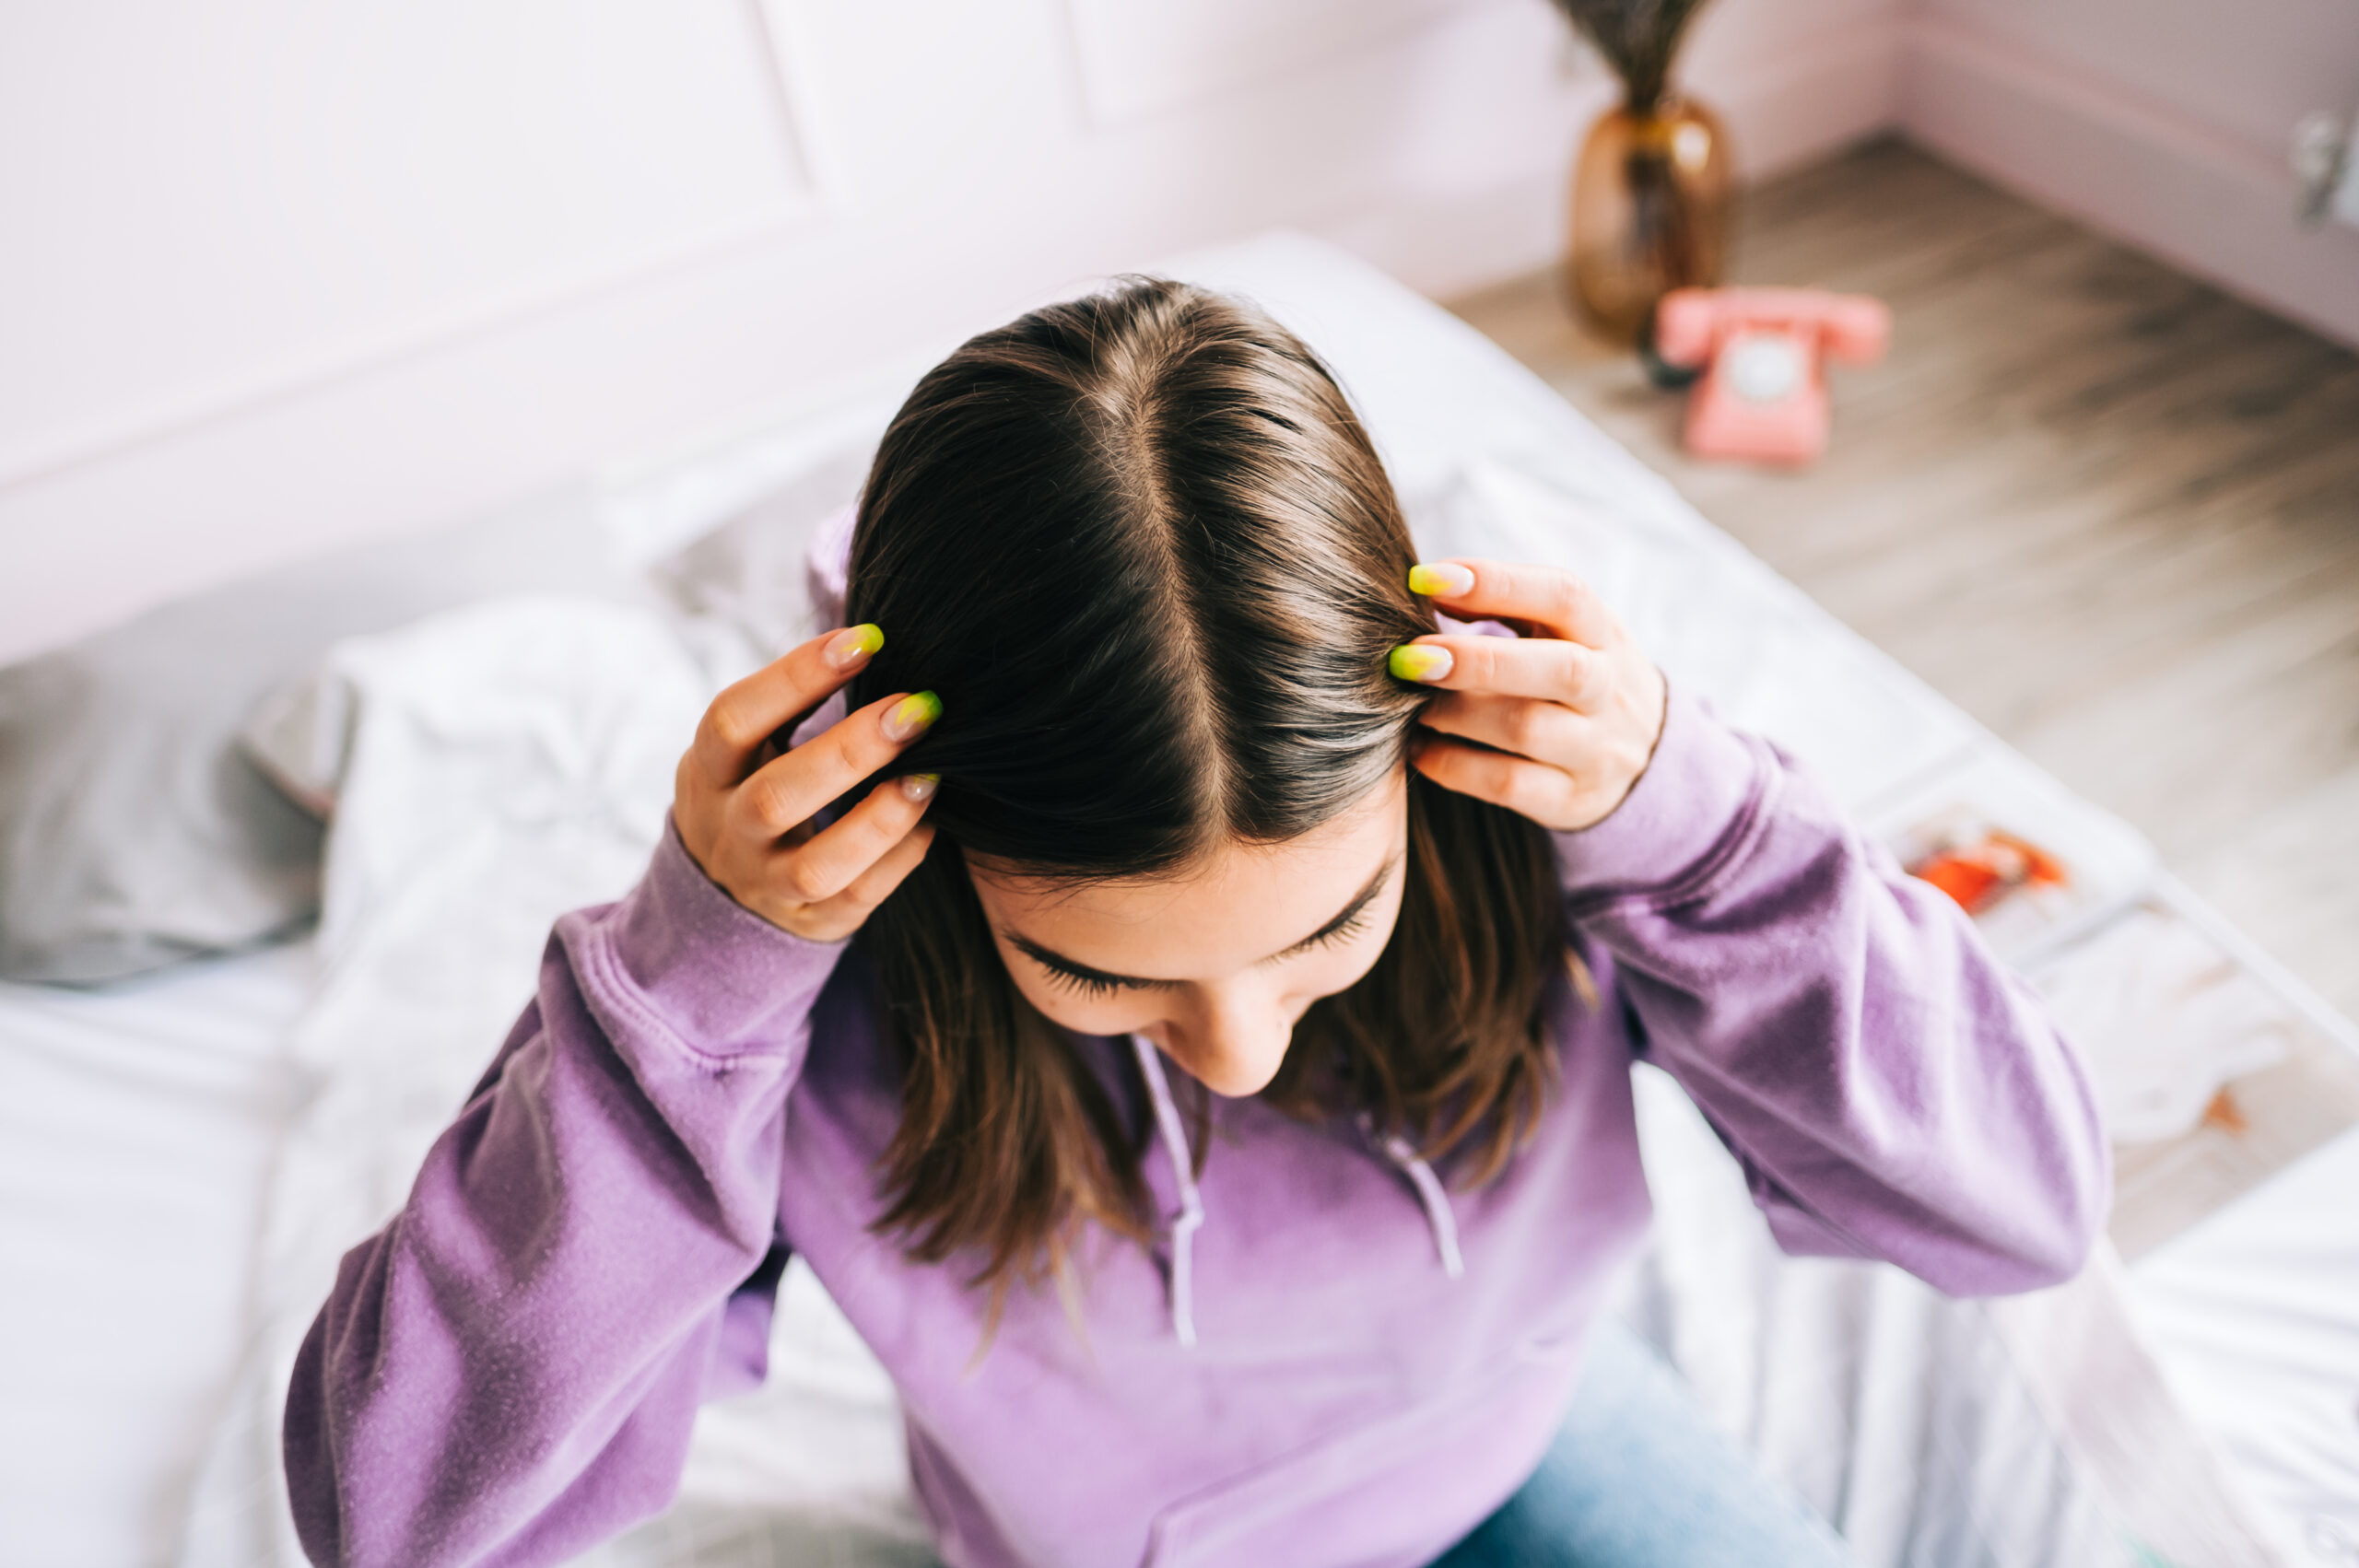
[[1430, 1323, 1855, 1568]]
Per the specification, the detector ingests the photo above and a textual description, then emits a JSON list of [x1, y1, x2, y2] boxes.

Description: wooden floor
[[1447, 138, 2359, 1021]]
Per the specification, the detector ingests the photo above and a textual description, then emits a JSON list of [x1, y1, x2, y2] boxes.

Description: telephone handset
[[1654, 287, 1891, 464]]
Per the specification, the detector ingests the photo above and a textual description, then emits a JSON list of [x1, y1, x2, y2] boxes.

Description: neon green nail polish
[[1389, 644, 1453, 683], [1408, 562, 1475, 598], [827, 623, 885, 668], [885, 690, 943, 741]]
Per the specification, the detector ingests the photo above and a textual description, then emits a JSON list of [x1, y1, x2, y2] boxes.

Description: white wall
[[0, 0, 1895, 664], [16, 1, 2340, 668], [1900, 0, 2359, 350]]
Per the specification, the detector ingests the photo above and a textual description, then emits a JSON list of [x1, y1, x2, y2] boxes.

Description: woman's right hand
[[673, 624, 942, 942]]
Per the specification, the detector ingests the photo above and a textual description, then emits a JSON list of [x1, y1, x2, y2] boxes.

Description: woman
[[283, 280, 2108, 1568]]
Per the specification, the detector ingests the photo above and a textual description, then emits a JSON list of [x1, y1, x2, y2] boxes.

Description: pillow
[[0, 484, 643, 984], [648, 429, 877, 661], [231, 423, 885, 832]]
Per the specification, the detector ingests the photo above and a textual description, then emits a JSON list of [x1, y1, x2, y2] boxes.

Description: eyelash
[[1314, 907, 1373, 950], [1043, 967, 1133, 1000], [1034, 907, 1375, 999]]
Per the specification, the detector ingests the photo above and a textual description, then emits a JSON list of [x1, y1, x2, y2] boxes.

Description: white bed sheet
[[1, 231, 2346, 1568], [0, 941, 312, 1566], [2135, 1125, 2359, 1562]]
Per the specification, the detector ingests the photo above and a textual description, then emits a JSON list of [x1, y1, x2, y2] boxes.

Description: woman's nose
[[1162, 981, 1293, 1095]]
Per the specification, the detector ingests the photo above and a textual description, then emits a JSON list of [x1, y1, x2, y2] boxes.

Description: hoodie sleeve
[[282, 821, 851, 1568], [1558, 685, 2111, 1296]]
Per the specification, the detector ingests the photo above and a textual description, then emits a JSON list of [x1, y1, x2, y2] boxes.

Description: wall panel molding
[[748, 0, 848, 195], [0, 210, 809, 493], [0, 0, 818, 490], [1062, 0, 1473, 125]]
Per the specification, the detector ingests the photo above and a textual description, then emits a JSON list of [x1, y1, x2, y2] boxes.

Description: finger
[[1418, 692, 1589, 767], [1412, 736, 1581, 825], [768, 774, 938, 905], [1408, 559, 1619, 649], [838, 821, 937, 911], [691, 624, 886, 786], [794, 824, 937, 939], [726, 690, 943, 845], [1390, 635, 1614, 711]]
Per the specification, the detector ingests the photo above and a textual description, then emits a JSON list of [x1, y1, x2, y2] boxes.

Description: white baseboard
[[1901, 17, 2359, 350], [1711, 12, 1903, 187]]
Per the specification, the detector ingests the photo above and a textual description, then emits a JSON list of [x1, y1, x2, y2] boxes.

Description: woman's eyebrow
[[1003, 856, 1399, 989]]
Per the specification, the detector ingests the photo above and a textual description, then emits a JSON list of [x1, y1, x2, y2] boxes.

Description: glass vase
[[1566, 96, 1732, 346]]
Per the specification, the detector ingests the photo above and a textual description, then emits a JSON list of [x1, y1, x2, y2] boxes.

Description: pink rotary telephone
[[1654, 287, 1891, 464]]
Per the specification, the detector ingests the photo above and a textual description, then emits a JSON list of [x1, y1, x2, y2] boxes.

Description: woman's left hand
[[1391, 558, 1669, 833]]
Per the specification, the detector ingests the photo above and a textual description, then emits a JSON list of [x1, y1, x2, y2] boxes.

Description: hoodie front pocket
[[1137, 1331, 1592, 1568]]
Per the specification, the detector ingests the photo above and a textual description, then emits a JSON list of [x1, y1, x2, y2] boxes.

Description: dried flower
[[1547, 0, 1712, 111]]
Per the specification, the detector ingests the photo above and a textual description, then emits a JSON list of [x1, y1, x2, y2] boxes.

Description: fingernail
[[883, 690, 943, 742], [1408, 562, 1475, 598], [900, 772, 939, 803], [1389, 644, 1453, 683], [826, 623, 885, 669]]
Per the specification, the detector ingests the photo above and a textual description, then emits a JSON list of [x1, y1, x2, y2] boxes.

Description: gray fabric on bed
[[0, 485, 640, 985], [648, 428, 878, 660]]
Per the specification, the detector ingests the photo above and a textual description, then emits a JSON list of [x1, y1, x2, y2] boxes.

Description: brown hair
[[845, 279, 1568, 1305]]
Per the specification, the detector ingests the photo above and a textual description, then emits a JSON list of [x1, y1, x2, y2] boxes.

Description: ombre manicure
[[826, 623, 885, 669], [900, 772, 940, 803], [1407, 562, 1476, 599], [1389, 644, 1454, 683], [883, 690, 943, 742]]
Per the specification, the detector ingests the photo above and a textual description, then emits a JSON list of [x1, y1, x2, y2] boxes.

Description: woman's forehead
[[967, 776, 1407, 972]]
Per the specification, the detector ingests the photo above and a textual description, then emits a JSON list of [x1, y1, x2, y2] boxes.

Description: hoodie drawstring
[[1372, 1128, 1466, 1279], [1127, 1040, 1470, 1351], [1130, 1036, 1204, 1349]]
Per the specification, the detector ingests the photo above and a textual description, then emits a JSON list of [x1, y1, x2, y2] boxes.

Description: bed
[[1, 234, 2350, 1568]]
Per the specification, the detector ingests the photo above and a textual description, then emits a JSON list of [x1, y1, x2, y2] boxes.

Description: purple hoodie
[[282, 686, 2109, 1568]]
